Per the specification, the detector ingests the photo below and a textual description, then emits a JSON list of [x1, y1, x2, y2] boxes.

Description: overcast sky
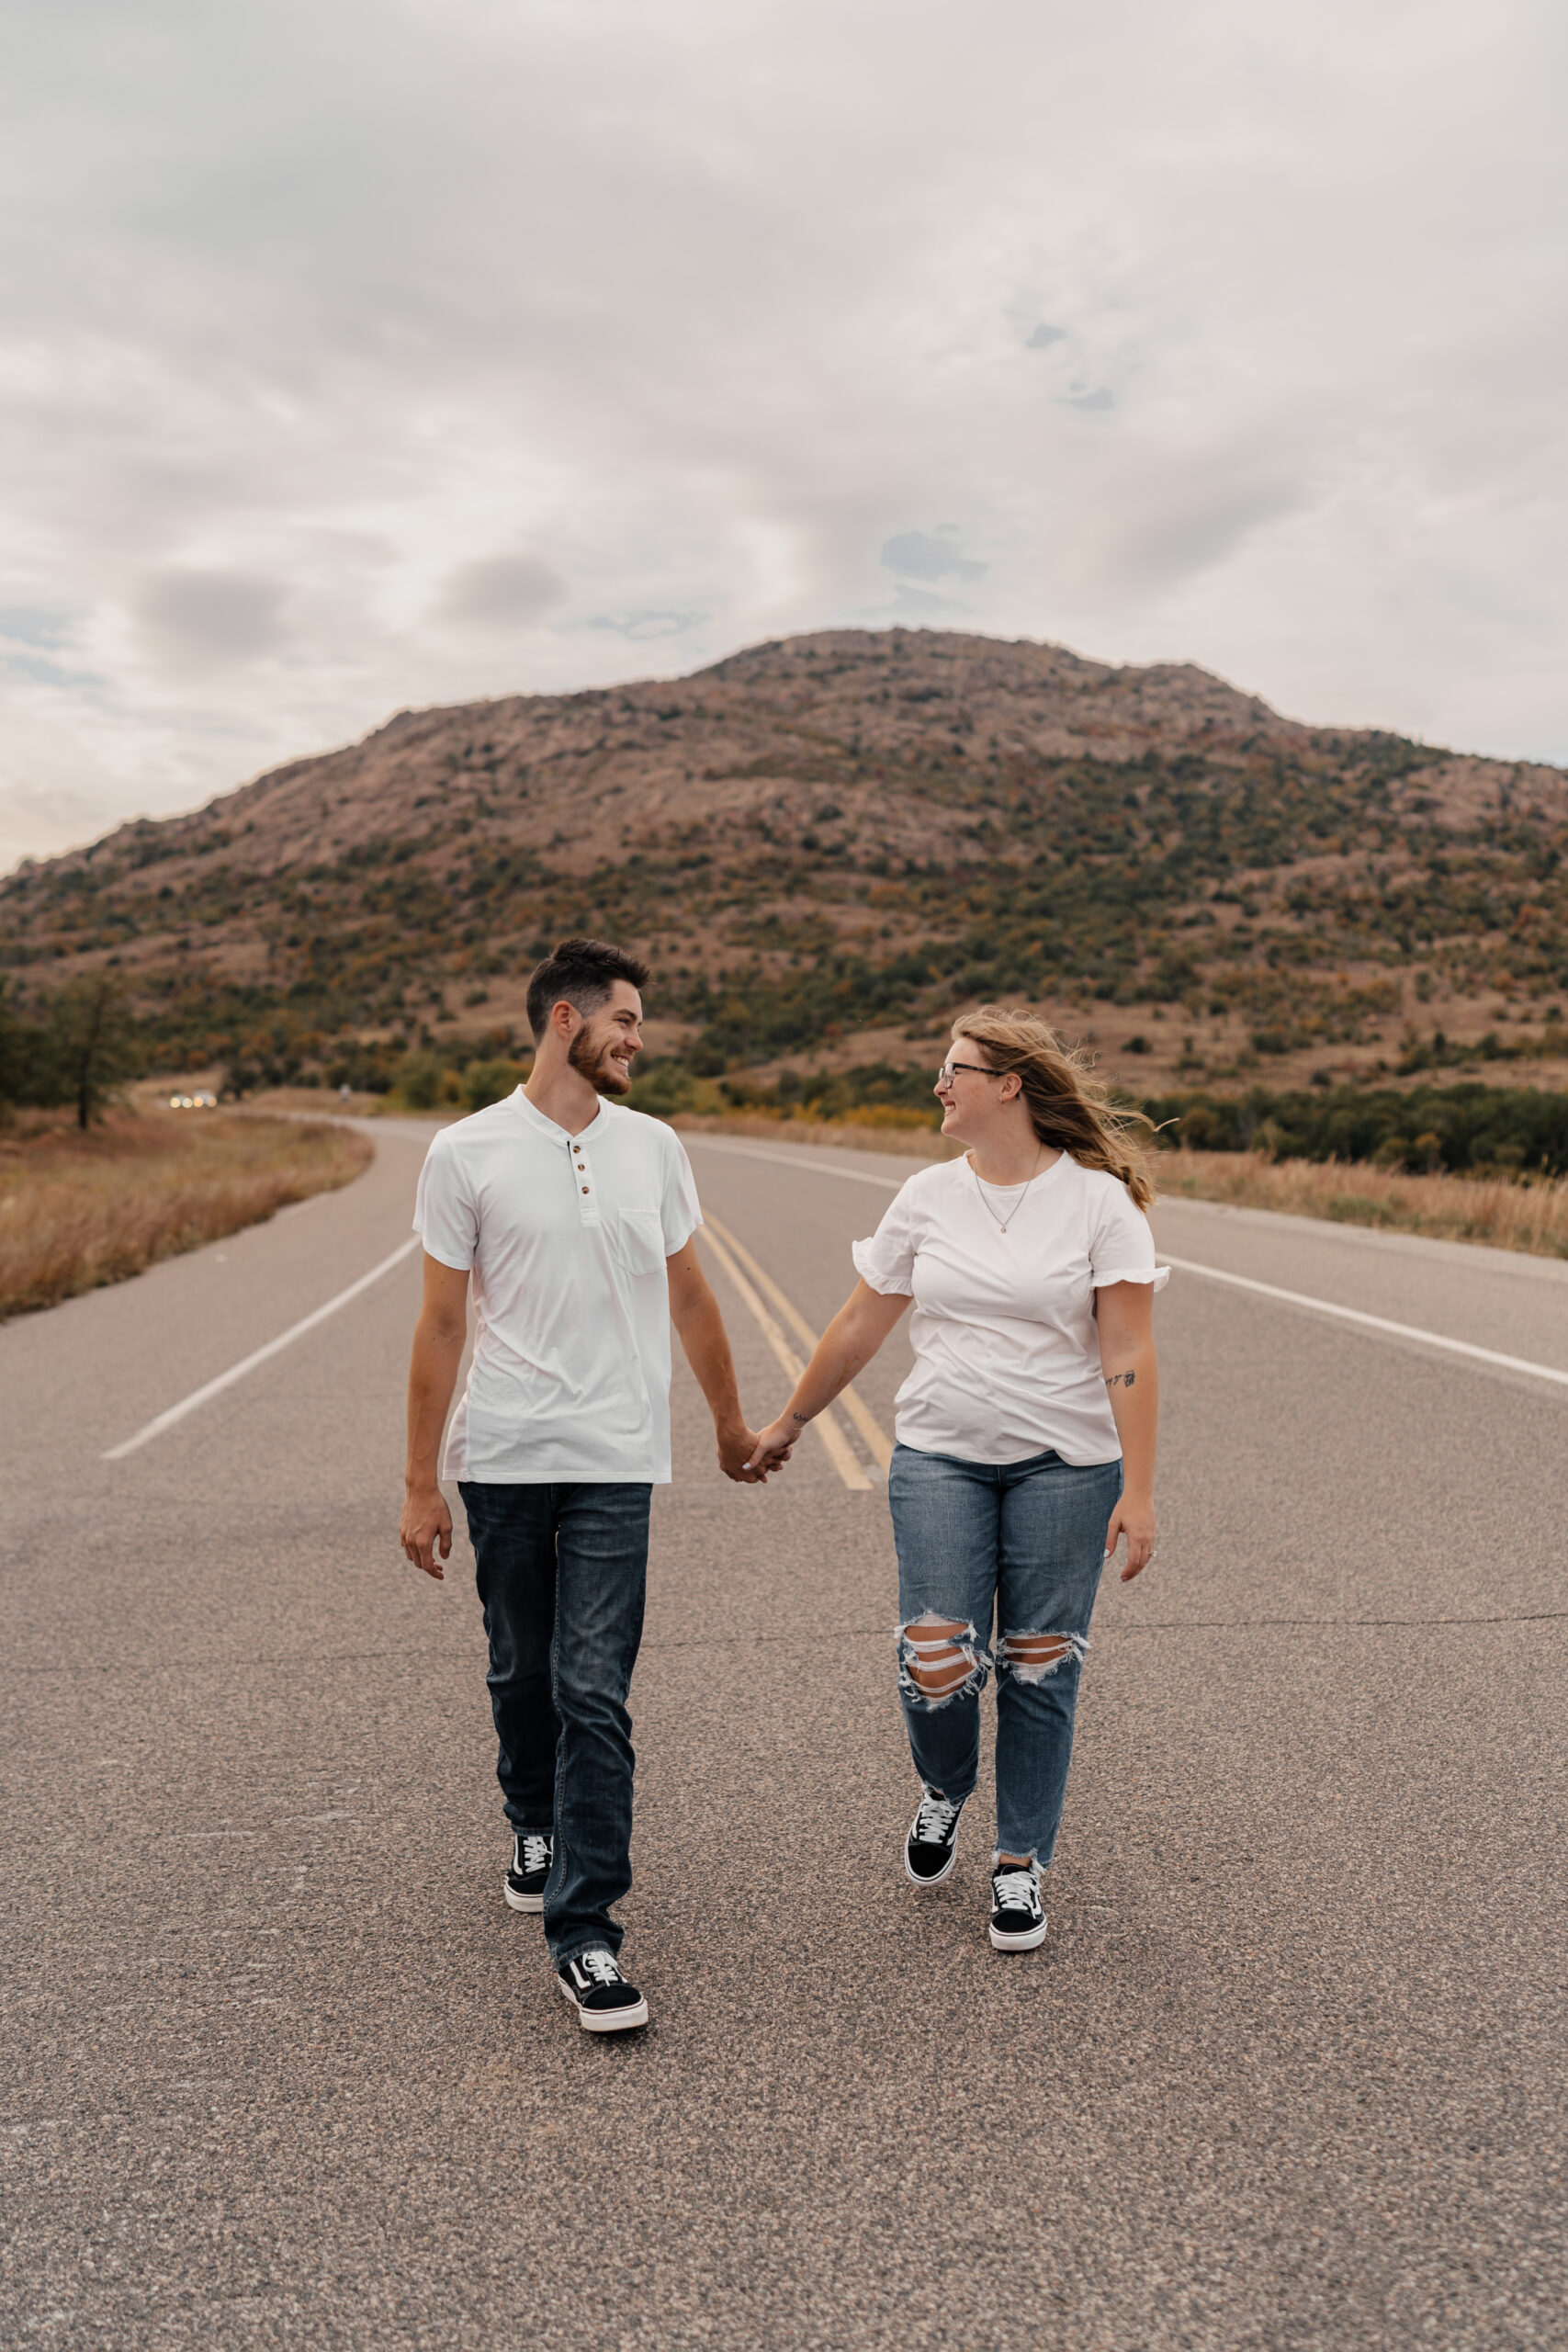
[[2, 0, 1564, 871]]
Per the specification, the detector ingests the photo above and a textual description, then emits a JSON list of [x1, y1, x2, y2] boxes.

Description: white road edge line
[[682, 1136, 1568, 1392], [1164, 1254, 1568, 1387], [103, 1236, 423, 1460]]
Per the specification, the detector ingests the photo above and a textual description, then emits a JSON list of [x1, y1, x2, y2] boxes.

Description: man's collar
[[513, 1086, 612, 1144]]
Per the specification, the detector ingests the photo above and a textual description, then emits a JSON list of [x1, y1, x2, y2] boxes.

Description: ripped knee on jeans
[[897, 1611, 991, 1709], [997, 1629, 1088, 1684]]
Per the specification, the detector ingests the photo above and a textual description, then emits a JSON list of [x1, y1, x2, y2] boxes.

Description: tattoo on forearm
[[1103, 1370, 1135, 1390], [791, 1410, 811, 1424]]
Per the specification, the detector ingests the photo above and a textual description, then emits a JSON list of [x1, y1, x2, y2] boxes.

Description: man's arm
[[665, 1236, 765, 1483], [400, 1252, 470, 1577]]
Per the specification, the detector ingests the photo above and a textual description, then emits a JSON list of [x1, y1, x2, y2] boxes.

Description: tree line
[[1142, 1080, 1568, 1176]]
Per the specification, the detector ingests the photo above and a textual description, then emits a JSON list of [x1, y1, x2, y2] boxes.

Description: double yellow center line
[[697, 1213, 893, 1491]]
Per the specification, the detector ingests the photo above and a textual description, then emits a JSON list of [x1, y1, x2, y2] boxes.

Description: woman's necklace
[[971, 1143, 1044, 1236]]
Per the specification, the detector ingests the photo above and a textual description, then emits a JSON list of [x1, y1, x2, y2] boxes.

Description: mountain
[[4, 628, 1566, 1099]]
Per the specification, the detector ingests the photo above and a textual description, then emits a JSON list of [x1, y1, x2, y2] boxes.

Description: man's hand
[[403, 1254, 467, 1579], [717, 1420, 778, 1483], [1103, 1492, 1156, 1582], [401, 1483, 454, 1578], [745, 1416, 798, 1476]]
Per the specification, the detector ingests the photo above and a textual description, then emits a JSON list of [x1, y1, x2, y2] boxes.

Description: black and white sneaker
[[555, 1948, 649, 2033], [989, 1863, 1047, 1951], [905, 1789, 967, 1887], [504, 1830, 552, 1914]]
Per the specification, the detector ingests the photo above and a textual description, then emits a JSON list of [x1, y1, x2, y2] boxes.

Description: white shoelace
[[913, 1792, 963, 1844], [992, 1868, 1041, 1916], [579, 1948, 623, 1987], [517, 1835, 550, 1875]]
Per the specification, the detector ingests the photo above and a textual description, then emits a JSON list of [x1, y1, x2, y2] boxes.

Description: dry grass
[[672, 1113, 1568, 1258], [0, 1109, 374, 1320], [1154, 1148, 1568, 1257]]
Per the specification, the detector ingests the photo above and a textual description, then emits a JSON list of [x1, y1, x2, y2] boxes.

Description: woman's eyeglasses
[[936, 1059, 1001, 1088]]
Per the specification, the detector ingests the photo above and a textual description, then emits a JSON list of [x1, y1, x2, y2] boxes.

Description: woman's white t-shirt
[[852, 1152, 1168, 1467]]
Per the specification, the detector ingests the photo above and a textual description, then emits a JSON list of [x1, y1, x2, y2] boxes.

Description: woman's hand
[[1104, 1492, 1157, 1582], [745, 1416, 799, 1476]]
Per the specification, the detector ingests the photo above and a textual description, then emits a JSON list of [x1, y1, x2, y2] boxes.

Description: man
[[400, 936, 771, 2033]]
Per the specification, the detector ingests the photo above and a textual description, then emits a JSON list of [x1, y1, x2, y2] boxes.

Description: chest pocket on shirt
[[610, 1208, 666, 1277]]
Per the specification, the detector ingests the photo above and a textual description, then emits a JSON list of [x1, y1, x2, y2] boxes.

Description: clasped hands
[[718, 1410, 800, 1485]]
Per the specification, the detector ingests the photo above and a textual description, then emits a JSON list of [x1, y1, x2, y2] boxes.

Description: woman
[[748, 1007, 1165, 1952]]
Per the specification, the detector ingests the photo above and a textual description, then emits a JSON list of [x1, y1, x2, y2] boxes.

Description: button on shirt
[[852, 1152, 1168, 1466], [413, 1089, 703, 1484]]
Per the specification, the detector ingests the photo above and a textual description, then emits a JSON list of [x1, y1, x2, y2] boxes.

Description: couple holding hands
[[400, 938, 1164, 2033]]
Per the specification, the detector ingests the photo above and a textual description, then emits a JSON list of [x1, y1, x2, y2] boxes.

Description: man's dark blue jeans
[[459, 1480, 650, 1967]]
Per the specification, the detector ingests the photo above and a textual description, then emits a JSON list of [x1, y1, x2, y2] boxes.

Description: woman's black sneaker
[[989, 1864, 1047, 1951], [905, 1789, 967, 1886], [555, 1948, 649, 2032], [504, 1831, 552, 1914]]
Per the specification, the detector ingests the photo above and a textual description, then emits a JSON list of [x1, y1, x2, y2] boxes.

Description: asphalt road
[[2, 1120, 1563, 2350]]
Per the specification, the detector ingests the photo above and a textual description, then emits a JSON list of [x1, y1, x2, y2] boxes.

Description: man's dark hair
[[525, 936, 650, 1043]]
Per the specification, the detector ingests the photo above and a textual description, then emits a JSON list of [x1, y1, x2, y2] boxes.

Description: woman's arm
[[746, 1279, 911, 1471], [1095, 1279, 1159, 1580]]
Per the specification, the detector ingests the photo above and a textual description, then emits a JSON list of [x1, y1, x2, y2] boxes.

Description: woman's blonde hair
[[952, 1004, 1157, 1211]]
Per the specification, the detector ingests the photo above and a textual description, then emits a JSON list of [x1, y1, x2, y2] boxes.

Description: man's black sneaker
[[905, 1789, 967, 1887], [504, 1831, 552, 1914], [555, 1948, 649, 2033], [989, 1863, 1047, 1951]]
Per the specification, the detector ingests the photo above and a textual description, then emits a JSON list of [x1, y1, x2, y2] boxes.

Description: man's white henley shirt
[[412, 1088, 703, 1485]]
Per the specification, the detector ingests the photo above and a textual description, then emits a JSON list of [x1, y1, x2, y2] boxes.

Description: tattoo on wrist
[[790, 1410, 811, 1424], [1103, 1370, 1135, 1389]]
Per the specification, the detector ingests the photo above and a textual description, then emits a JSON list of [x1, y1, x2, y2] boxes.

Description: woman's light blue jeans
[[887, 1442, 1121, 1868]]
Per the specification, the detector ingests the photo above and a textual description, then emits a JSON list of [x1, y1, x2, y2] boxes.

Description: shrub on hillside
[[460, 1057, 526, 1112], [388, 1050, 455, 1110], [385, 1048, 531, 1113]]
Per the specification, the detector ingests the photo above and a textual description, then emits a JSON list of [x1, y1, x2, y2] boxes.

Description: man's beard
[[569, 1026, 632, 1096]]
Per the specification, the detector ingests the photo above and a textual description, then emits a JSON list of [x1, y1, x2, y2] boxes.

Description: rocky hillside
[[4, 628, 1566, 1098]]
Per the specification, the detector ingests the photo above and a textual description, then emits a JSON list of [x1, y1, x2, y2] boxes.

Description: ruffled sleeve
[[1089, 1179, 1169, 1293], [851, 1181, 919, 1296]]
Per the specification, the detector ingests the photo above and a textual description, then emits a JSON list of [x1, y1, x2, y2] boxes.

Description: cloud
[[1108, 474, 1305, 590], [0, 607, 73, 649], [436, 554, 567, 631], [0, 0, 1565, 869], [882, 531, 987, 583], [137, 570, 288, 668]]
